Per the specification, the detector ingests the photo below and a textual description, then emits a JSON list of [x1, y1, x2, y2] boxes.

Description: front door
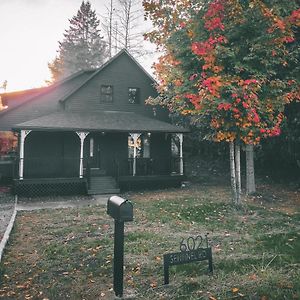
[[88, 135, 100, 168], [84, 134, 101, 169]]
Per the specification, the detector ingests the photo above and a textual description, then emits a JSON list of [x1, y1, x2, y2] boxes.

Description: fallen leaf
[[249, 274, 257, 280], [232, 287, 239, 293]]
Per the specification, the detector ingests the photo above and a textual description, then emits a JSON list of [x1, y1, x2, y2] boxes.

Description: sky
[[0, 0, 157, 92]]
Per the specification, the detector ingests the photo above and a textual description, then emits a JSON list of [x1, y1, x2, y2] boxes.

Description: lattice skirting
[[13, 178, 87, 197]]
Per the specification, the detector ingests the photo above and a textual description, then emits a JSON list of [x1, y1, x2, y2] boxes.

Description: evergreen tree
[[49, 1, 108, 82]]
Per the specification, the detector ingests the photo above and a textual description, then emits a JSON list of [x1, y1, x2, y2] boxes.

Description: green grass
[[0, 185, 299, 299]]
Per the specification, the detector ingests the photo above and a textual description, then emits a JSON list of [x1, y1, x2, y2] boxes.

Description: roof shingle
[[13, 111, 188, 133]]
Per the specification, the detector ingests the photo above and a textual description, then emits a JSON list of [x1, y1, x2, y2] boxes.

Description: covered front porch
[[13, 111, 188, 196]]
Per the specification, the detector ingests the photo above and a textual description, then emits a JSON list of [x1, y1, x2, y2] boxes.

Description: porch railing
[[117, 157, 183, 177], [19, 156, 79, 178]]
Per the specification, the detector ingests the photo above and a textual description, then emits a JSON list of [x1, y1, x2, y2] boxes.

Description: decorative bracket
[[129, 133, 142, 176], [175, 133, 184, 175], [19, 130, 32, 180], [76, 131, 89, 178]]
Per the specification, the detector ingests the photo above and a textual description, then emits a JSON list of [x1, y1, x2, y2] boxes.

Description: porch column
[[19, 130, 32, 180], [76, 132, 89, 178], [176, 133, 184, 175], [129, 133, 141, 176]]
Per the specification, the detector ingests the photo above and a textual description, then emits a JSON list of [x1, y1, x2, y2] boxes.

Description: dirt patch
[[248, 183, 300, 215], [124, 183, 231, 202]]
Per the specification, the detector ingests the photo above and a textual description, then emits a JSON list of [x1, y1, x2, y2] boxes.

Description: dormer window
[[128, 87, 140, 104], [101, 85, 113, 102]]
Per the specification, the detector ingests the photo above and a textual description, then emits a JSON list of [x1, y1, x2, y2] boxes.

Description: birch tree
[[102, 0, 151, 57]]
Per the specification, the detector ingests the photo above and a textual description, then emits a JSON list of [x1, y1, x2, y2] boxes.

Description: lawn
[[0, 184, 299, 299]]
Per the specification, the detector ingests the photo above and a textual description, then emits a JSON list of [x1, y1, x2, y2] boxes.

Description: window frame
[[100, 84, 113, 103], [128, 87, 140, 104]]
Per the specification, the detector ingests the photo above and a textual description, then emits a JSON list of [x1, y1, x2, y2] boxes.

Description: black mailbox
[[107, 196, 133, 222], [107, 195, 134, 297]]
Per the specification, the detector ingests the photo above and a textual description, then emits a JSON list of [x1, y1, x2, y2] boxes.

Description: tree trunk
[[229, 142, 238, 205], [235, 141, 241, 205], [108, 0, 113, 58], [246, 144, 256, 195]]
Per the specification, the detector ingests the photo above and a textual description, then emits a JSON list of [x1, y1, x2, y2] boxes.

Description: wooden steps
[[87, 171, 120, 194]]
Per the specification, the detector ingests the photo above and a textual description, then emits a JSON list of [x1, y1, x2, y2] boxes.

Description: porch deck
[[13, 174, 185, 197]]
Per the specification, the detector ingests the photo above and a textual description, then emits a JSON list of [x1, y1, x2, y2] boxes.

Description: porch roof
[[13, 111, 189, 133]]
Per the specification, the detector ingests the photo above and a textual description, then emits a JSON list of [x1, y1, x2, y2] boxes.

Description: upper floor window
[[128, 87, 140, 104], [101, 85, 113, 102]]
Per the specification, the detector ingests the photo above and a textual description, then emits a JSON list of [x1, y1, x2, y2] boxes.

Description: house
[[0, 49, 189, 196]]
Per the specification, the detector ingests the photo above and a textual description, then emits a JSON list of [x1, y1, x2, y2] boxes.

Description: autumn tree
[[144, 0, 300, 205], [48, 1, 108, 82]]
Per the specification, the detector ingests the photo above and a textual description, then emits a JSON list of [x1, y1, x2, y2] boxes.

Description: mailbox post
[[107, 196, 133, 298]]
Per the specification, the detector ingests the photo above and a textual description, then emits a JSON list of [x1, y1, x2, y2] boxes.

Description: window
[[89, 137, 94, 157], [101, 85, 113, 102], [128, 133, 151, 158], [171, 135, 180, 157], [128, 87, 140, 104]]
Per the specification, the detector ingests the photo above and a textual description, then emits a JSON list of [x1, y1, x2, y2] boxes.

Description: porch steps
[[90, 168, 106, 176], [88, 176, 120, 195]]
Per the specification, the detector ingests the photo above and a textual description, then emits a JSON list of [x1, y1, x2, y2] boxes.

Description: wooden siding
[[64, 52, 161, 119]]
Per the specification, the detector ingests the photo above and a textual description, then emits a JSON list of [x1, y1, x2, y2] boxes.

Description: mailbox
[[107, 195, 134, 297], [107, 196, 133, 222]]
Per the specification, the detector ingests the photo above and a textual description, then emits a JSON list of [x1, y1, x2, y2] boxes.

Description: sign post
[[113, 220, 125, 297], [163, 235, 213, 284]]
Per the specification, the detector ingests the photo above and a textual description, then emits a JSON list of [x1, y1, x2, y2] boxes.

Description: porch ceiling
[[13, 111, 189, 133]]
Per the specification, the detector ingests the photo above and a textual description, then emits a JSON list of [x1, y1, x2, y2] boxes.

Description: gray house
[[0, 50, 188, 196]]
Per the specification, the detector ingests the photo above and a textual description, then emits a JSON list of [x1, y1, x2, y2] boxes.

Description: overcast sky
[[0, 0, 157, 92]]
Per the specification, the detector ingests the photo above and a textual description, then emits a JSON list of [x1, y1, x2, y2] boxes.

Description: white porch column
[[129, 133, 141, 176], [19, 130, 32, 180], [176, 133, 184, 175], [76, 132, 89, 178]]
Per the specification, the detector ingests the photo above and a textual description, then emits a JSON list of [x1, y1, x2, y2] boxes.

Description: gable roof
[[0, 70, 95, 130], [0, 87, 49, 108], [0, 70, 95, 117], [0, 50, 185, 134], [0, 49, 155, 131], [13, 111, 189, 133], [58, 49, 156, 104]]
